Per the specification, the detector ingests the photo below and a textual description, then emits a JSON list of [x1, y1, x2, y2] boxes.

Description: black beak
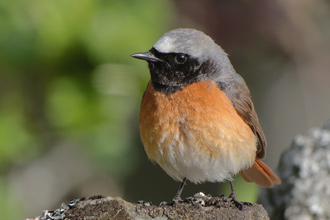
[[131, 51, 162, 62]]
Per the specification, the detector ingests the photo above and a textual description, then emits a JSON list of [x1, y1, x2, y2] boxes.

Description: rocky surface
[[259, 120, 330, 220], [30, 193, 269, 220]]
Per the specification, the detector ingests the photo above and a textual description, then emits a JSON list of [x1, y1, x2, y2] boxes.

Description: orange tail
[[239, 158, 281, 187]]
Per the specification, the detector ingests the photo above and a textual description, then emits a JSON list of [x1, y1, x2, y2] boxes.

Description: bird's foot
[[158, 195, 183, 207], [170, 195, 183, 207], [228, 193, 253, 210]]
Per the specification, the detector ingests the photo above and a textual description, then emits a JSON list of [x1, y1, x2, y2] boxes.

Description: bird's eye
[[175, 54, 187, 64]]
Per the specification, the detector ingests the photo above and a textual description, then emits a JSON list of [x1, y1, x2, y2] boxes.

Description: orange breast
[[139, 80, 257, 183]]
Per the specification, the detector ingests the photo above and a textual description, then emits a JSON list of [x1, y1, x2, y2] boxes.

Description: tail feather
[[239, 158, 281, 187]]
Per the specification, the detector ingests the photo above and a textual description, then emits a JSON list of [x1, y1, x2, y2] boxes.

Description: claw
[[228, 190, 254, 210], [159, 201, 168, 206], [229, 196, 244, 210], [170, 195, 183, 207], [169, 178, 187, 207], [228, 180, 251, 210]]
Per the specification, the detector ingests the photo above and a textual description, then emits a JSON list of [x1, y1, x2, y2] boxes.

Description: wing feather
[[217, 74, 266, 158]]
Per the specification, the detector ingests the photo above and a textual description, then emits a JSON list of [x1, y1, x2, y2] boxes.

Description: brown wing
[[217, 74, 266, 159]]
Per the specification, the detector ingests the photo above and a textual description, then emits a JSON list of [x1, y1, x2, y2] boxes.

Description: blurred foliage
[[0, 0, 173, 219], [0, 0, 268, 219]]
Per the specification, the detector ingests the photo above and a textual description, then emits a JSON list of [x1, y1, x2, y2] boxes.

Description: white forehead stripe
[[153, 36, 175, 53], [153, 36, 202, 58], [151, 28, 224, 61]]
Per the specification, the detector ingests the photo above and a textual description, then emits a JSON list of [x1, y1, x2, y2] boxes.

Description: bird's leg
[[228, 180, 244, 210], [172, 178, 187, 204]]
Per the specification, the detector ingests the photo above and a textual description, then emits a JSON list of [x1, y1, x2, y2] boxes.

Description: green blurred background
[[1, 0, 330, 219]]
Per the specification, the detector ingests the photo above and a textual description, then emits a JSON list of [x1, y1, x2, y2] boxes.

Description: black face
[[147, 48, 212, 94]]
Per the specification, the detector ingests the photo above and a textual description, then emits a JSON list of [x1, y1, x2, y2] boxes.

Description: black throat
[[151, 81, 183, 95]]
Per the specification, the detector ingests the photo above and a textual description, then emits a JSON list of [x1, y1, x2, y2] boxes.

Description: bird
[[131, 28, 281, 209]]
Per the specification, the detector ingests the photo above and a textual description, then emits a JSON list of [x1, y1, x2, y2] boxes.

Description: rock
[[258, 119, 330, 220], [31, 193, 269, 220]]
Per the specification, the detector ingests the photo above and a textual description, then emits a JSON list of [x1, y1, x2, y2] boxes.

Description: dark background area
[[1, 0, 330, 219]]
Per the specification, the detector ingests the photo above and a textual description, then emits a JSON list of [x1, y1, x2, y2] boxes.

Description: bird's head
[[131, 28, 234, 94]]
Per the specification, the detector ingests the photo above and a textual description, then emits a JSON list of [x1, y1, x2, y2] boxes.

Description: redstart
[[131, 28, 280, 208]]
